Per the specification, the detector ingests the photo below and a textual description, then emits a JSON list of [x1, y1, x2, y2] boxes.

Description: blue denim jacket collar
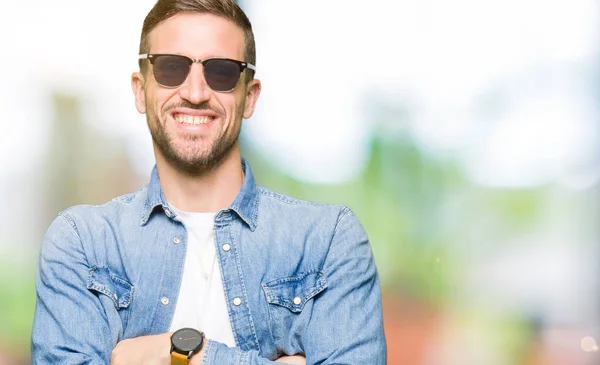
[[140, 158, 259, 231]]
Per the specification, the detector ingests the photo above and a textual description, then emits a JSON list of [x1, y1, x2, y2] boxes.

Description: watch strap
[[171, 351, 189, 365]]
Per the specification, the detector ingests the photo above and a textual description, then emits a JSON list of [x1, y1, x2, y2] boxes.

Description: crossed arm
[[32, 209, 386, 364], [110, 334, 305, 365]]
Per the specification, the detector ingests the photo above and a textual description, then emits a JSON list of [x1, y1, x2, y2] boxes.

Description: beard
[[147, 100, 241, 177]]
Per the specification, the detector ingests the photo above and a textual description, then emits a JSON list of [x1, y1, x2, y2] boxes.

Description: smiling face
[[132, 12, 261, 175]]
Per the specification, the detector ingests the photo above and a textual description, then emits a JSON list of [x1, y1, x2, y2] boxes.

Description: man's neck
[[155, 148, 244, 213]]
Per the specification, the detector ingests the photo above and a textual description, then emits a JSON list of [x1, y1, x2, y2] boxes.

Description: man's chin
[[155, 135, 237, 175], [173, 156, 211, 169], [163, 152, 224, 175]]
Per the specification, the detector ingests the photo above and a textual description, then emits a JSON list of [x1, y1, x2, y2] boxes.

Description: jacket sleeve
[[203, 207, 387, 365], [302, 207, 387, 364], [31, 213, 116, 364]]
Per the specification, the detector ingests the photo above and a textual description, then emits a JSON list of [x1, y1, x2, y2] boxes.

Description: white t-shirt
[[168, 206, 236, 347]]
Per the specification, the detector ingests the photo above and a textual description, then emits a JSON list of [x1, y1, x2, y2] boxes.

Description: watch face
[[172, 328, 204, 352]]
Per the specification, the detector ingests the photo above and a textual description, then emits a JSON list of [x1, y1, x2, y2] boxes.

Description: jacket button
[[222, 243, 231, 252], [293, 297, 302, 305], [233, 297, 242, 306], [165, 210, 172, 218], [161, 297, 169, 306], [173, 237, 181, 244]]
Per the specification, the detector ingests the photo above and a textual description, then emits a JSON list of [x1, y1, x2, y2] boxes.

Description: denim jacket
[[31, 159, 386, 364]]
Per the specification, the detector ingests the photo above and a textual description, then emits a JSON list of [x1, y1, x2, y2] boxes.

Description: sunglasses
[[138, 53, 256, 92]]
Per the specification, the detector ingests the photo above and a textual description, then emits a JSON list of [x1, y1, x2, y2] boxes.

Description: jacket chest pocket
[[262, 270, 327, 352], [87, 267, 134, 334]]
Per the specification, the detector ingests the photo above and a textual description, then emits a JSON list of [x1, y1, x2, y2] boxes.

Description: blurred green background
[[1, 1, 599, 364]]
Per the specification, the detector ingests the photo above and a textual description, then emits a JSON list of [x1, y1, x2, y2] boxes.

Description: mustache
[[164, 101, 224, 116]]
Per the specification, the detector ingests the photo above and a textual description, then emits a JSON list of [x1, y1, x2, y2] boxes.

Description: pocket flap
[[87, 267, 134, 309], [262, 270, 327, 313]]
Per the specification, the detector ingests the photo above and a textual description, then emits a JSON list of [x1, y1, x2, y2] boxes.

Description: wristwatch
[[170, 328, 205, 365]]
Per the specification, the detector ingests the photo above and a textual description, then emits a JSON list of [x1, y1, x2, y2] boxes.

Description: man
[[31, 0, 386, 364]]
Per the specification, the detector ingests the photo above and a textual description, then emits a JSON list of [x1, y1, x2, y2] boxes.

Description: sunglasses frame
[[138, 53, 256, 92]]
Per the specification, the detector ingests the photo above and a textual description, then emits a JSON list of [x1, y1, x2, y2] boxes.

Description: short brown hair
[[138, 0, 256, 80]]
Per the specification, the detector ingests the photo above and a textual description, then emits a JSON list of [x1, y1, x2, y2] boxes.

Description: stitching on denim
[[109, 272, 135, 307], [229, 206, 255, 231], [230, 226, 261, 352], [263, 268, 323, 286], [148, 218, 181, 331], [58, 211, 79, 236], [217, 225, 240, 348], [260, 284, 276, 339], [257, 187, 334, 207], [327, 206, 359, 253], [262, 272, 328, 312], [111, 188, 141, 204], [87, 267, 134, 309], [57, 211, 95, 273], [250, 189, 260, 231], [332, 206, 352, 238], [202, 338, 214, 365], [240, 349, 249, 365]]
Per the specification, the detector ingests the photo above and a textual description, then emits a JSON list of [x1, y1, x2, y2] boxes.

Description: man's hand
[[111, 333, 172, 365], [275, 355, 306, 364]]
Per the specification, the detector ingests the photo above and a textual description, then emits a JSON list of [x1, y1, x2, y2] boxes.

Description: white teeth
[[175, 115, 211, 125]]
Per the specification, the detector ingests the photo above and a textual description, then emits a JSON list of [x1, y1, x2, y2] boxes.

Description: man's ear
[[131, 71, 146, 114], [242, 78, 262, 119]]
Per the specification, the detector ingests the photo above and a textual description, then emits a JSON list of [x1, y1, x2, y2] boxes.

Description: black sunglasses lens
[[204, 59, 242, 91], [153, 55, 190, 87]]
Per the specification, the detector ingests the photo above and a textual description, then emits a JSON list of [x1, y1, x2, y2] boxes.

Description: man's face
[[132, 13, 261, 175]]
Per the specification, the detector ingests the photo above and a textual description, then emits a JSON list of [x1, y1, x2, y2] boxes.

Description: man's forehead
[[148, 12, 245, 57]]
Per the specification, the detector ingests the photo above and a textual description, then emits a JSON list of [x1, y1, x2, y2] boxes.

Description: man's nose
[[178, 63, 211, 104]]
